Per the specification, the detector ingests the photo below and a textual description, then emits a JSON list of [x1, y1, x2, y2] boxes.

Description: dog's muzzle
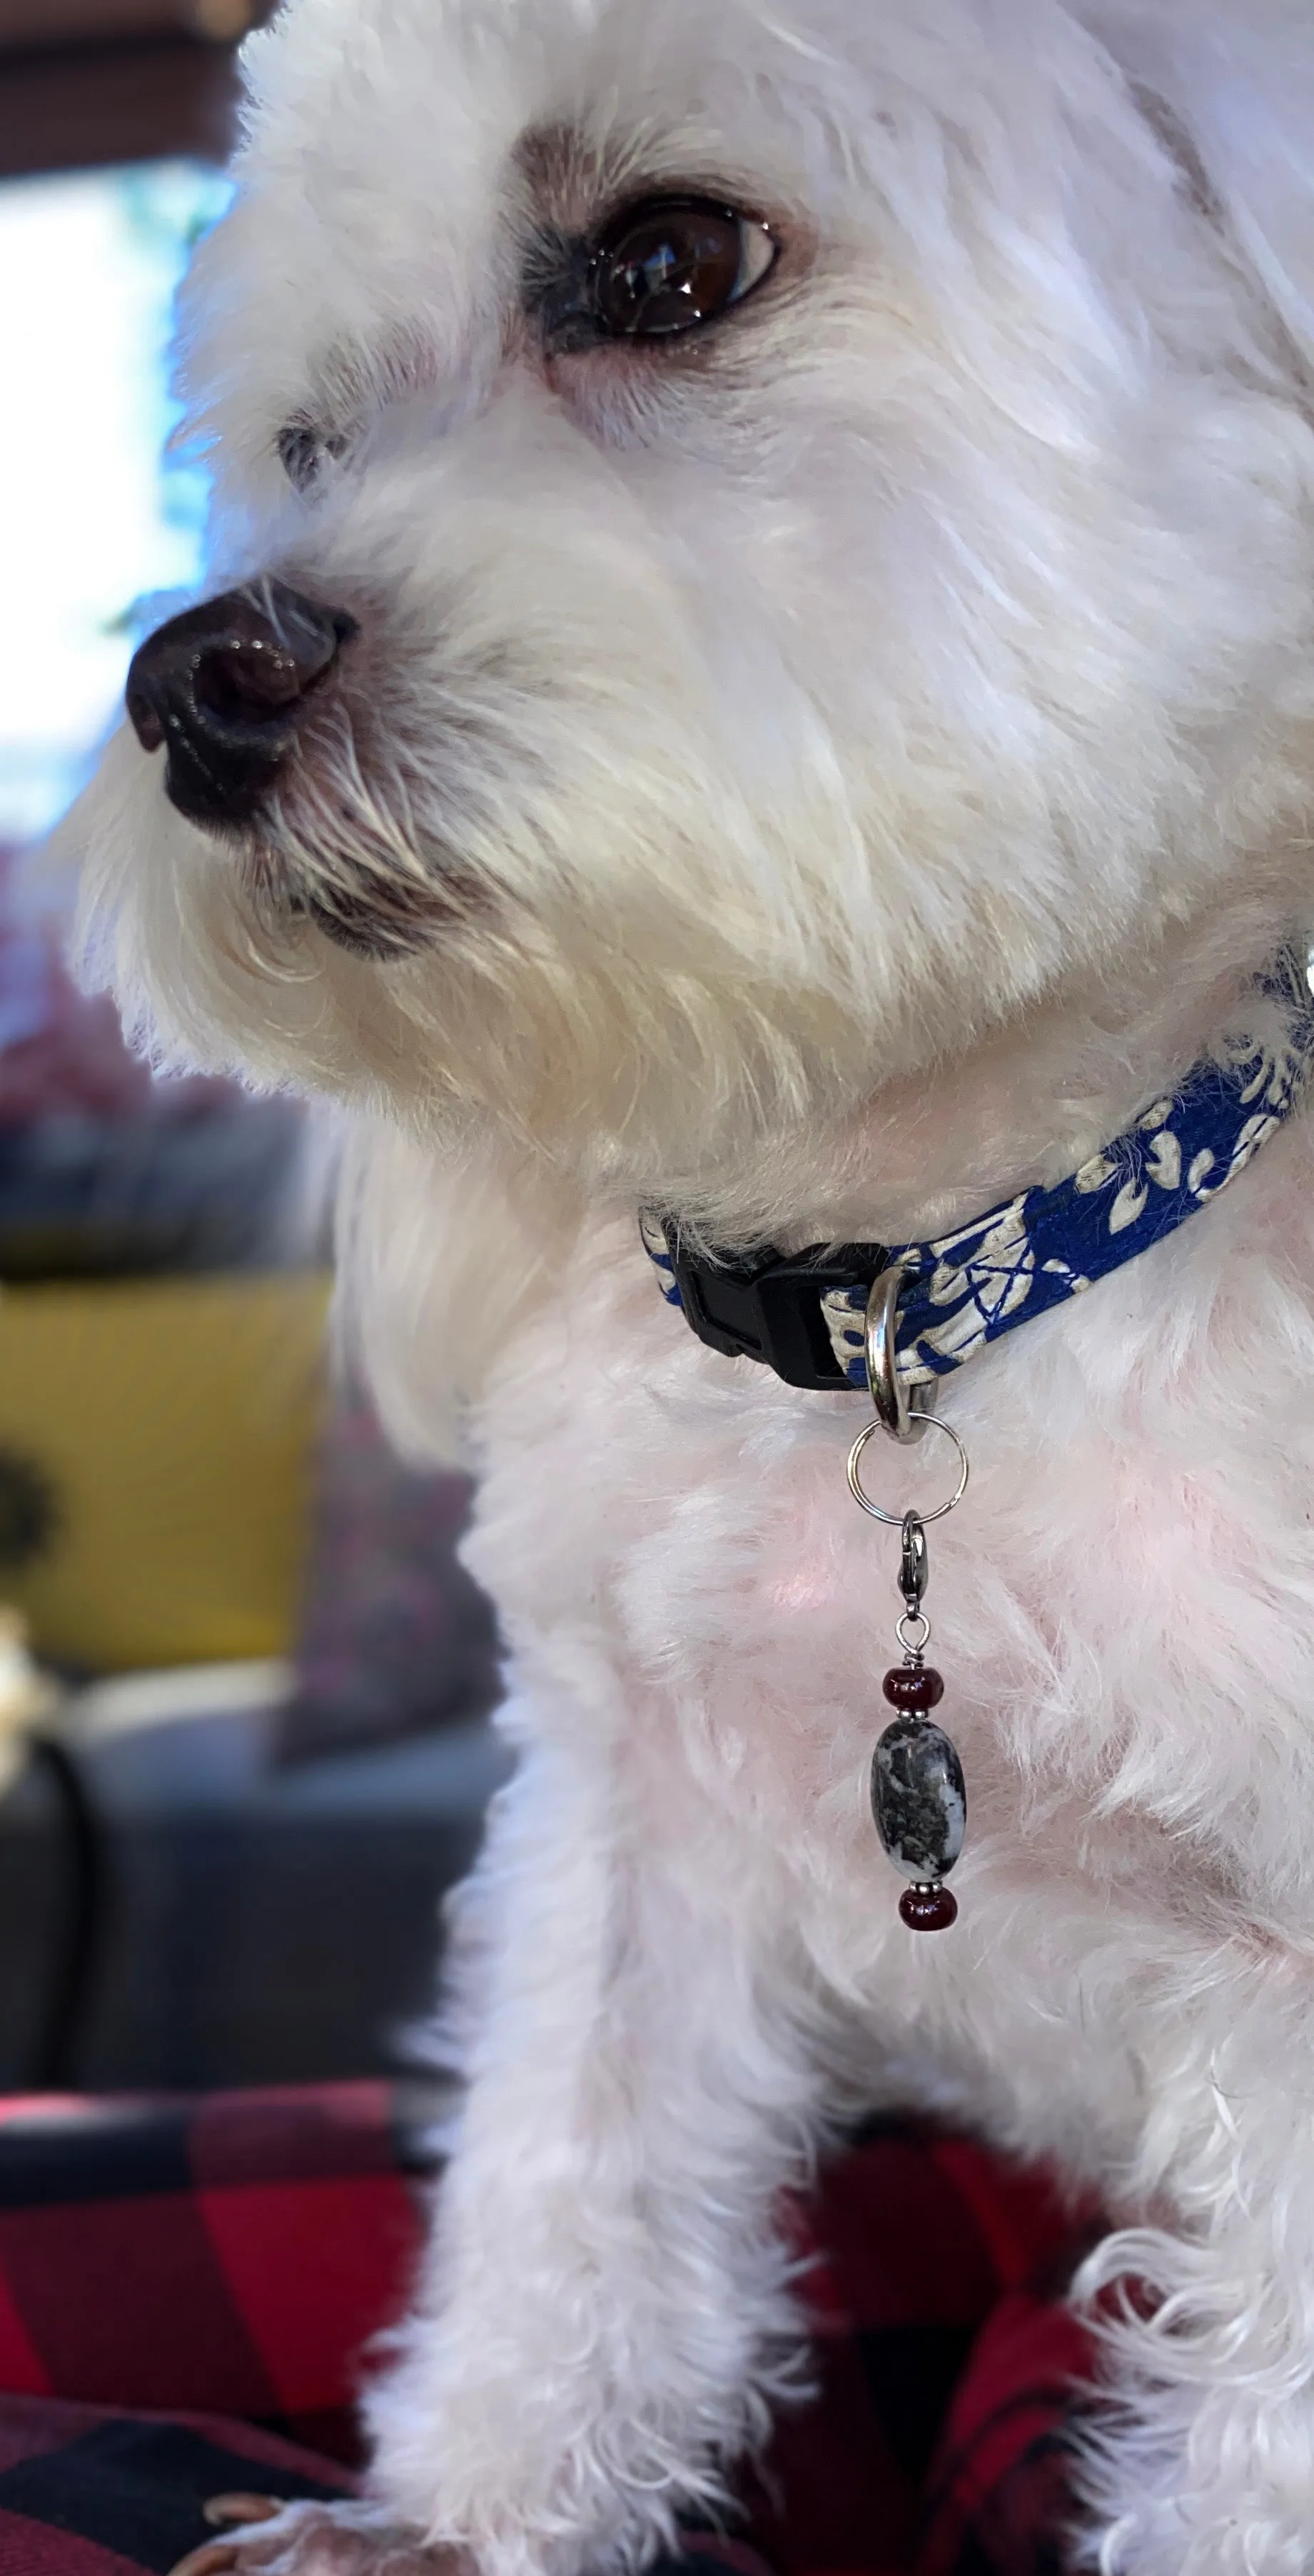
[[126, 583, 357, 829]]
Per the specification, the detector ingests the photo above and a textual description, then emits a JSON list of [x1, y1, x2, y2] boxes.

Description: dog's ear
[[333, 1121, 586, 1470], [1093, 2, 1314, 371]]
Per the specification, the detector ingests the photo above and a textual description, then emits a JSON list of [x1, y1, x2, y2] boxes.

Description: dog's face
[[74, 0, 1314, 1215]]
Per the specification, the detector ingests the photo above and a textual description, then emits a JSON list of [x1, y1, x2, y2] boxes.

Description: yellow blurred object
[[0, 1274, 330, 1671], [0, 1608, 59, 1793]]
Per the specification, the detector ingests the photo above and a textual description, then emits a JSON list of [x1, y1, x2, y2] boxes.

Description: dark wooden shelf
[[0, 36, 237, 178], [0, 1, 259, 46], [0, 3, 271, 178]]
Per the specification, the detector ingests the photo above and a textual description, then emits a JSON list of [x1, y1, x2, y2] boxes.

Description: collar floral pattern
[[645, 958, 1314, 1394]]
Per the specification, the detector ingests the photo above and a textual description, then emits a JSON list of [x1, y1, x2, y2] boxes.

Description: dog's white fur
[[65, 2, 1314, 2568]]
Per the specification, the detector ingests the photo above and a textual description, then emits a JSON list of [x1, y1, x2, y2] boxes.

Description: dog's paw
[[169, 2494, 460, 2576]]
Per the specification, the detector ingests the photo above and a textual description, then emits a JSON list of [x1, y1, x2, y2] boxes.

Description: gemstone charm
[[870, 1712, 966, 1882], [861, 1511, 967, 1933]]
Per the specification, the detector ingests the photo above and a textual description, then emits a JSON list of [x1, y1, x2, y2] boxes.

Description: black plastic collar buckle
[[662, 1224, 887, 1392]]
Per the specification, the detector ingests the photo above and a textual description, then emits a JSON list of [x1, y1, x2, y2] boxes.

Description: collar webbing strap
[[643, 960, 1314, 1394]]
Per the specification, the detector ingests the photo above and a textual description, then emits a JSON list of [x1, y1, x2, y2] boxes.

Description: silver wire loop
[[846, 1414, 970, 1526], [864, 1266, 936, 1444], [896, 1609, 931, 1654]]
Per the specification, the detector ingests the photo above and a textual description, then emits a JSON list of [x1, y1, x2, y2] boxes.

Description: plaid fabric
[[0, 2400, 353, 2574], [0, 2083, 430, 2464], [0, 2087, 1102, 2576]]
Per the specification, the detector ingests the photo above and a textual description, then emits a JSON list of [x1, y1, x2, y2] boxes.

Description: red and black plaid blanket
[[0, 2086, 1101, 2576]]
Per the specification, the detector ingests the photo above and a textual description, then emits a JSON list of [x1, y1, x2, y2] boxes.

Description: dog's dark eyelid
[[278, 421, 324, 491], [524, 233, 598, 343], [277, 420, 350, 492]]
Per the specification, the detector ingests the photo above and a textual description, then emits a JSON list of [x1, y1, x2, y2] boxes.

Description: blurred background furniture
[[0, 0, 269, 180], [0, 827, 503, 2097], [0, 0, 504, 2103]]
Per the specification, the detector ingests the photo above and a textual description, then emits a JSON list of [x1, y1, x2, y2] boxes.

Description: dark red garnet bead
[[882, 1665, 944, 1711], [899, 1882, 958, 1932]]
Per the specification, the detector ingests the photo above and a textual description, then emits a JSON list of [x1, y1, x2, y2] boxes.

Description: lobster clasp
[[900, 1510, 928, 1612]]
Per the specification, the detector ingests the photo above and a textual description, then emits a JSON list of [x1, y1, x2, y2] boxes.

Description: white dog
[[66, 1, 1314, 2569]]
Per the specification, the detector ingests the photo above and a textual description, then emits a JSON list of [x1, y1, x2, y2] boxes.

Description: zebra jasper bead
[[870, 1712, 966, 1885]]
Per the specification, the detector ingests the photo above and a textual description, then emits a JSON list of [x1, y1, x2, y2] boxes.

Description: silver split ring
[[846, 1414, 970, 1526]]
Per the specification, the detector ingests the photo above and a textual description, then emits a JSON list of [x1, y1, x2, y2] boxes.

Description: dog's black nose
[[126, 583, 356, 827]]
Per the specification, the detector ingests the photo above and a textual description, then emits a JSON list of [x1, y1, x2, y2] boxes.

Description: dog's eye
[[590, 198, 777, 338]]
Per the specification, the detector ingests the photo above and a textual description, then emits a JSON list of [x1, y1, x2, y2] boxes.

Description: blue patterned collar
[[643, 960, 1314, 1395]]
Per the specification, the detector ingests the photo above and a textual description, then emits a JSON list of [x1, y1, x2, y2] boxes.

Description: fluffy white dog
[[66, 1, 1314, 2569]]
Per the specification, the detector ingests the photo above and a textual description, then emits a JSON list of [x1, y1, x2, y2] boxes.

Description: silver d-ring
[[864, 1265, 935, 1445], [846, 1414, 969, 1525]]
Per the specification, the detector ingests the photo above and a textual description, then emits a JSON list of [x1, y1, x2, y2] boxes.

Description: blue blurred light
[[0, 160, 231, 845]]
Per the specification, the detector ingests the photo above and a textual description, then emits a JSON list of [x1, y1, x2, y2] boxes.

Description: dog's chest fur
[[457, 1106, 1314, 2200]]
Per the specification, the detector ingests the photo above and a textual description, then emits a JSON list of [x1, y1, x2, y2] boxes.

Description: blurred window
[[0, 159, 228, 843]]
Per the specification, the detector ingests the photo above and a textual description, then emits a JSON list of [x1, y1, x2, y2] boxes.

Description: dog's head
[[71, 0, 1314, 1222]]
